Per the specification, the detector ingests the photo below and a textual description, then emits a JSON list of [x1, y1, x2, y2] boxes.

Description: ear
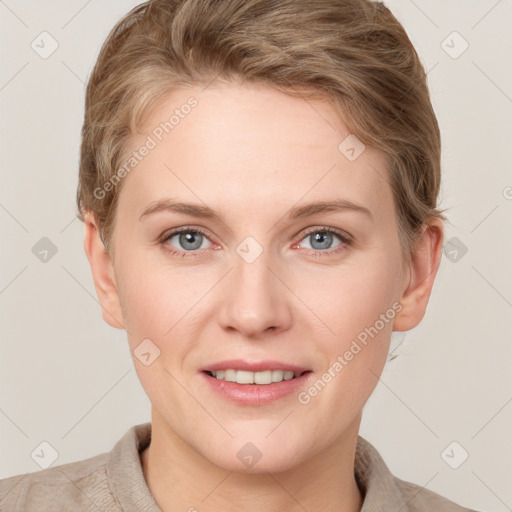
[[393, 218, 444, 332], [83, 211, 125, 330]]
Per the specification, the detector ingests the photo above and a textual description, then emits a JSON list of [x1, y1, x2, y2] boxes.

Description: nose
[[217, 247, 293, 338]]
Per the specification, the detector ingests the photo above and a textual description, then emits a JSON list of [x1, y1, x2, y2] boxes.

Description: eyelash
[[160, 225, 352, 259]]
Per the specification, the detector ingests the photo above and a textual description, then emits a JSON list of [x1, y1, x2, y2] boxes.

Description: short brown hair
[[77, 0, 446, 261]]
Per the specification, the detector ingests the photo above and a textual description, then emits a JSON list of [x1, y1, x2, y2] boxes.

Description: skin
[[83, 81, 443, 512]]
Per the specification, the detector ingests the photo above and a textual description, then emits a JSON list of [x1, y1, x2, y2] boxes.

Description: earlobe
[[393, 218, 444, 332], [83, 211, 125, 330]]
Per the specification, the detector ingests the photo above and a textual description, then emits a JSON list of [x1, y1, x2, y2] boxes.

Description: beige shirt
[[0, 422, 478, 511]]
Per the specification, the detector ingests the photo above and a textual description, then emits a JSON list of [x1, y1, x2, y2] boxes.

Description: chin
[[215, 452, 303, 475], [199, 435, 308, 475]]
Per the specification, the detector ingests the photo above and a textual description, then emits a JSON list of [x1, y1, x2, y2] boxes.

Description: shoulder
[[0, 422, 154, 512], [392, 474, 480, 511], [0, 450, 119, 511], [355, 435, 480, 512]]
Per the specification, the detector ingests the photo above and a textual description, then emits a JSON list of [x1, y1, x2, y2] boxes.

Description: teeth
[[211, 369, 303, 384], [272, 369, 284, 382]]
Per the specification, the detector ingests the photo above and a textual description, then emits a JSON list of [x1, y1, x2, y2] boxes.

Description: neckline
[[107, 422, 406, 512]]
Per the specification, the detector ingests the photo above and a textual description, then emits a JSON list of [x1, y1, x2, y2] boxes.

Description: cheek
[[300, 267, 398, 423], [296, 255, 400, 408], [297, 253, 400, 339], [116, 253, 213, 348], [116, 233, 401, 353]]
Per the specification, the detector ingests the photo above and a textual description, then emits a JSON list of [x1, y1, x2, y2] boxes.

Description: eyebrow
[[138, 198, 372, 223]]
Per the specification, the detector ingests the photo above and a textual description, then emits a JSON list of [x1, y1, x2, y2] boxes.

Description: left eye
[[297, 229, 347, 252]]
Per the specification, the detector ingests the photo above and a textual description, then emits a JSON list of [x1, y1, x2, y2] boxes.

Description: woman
[[0, 0, 480, 510]]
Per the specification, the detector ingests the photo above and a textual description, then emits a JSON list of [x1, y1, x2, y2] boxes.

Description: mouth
[[203, 369, 310, 385], [199, 362, 314, 405]]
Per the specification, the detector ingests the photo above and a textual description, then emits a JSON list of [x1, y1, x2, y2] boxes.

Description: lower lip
[[200, 371, 313, 405]]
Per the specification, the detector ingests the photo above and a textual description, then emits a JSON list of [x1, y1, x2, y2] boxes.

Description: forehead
[[118, 82, 393, 224]]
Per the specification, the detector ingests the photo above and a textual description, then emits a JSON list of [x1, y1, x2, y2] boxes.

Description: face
[[88, 82, 432, 473]]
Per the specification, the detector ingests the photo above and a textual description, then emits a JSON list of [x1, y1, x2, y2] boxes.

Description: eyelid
[[159, 225, 216, 249], [159, 225, 352, 257], [299, 225, 352, 244]]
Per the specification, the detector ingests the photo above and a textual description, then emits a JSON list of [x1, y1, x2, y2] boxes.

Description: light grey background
[[1, 1, 511, 510]]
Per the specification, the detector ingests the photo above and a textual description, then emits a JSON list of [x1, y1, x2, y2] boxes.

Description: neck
[[141, 409, 363, 512]]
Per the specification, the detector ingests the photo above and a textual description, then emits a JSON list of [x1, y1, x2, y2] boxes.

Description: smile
[[205, 369, 306, 384]]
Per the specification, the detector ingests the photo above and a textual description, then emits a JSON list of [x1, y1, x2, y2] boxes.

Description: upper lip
[[200, 359, 311, 373]]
